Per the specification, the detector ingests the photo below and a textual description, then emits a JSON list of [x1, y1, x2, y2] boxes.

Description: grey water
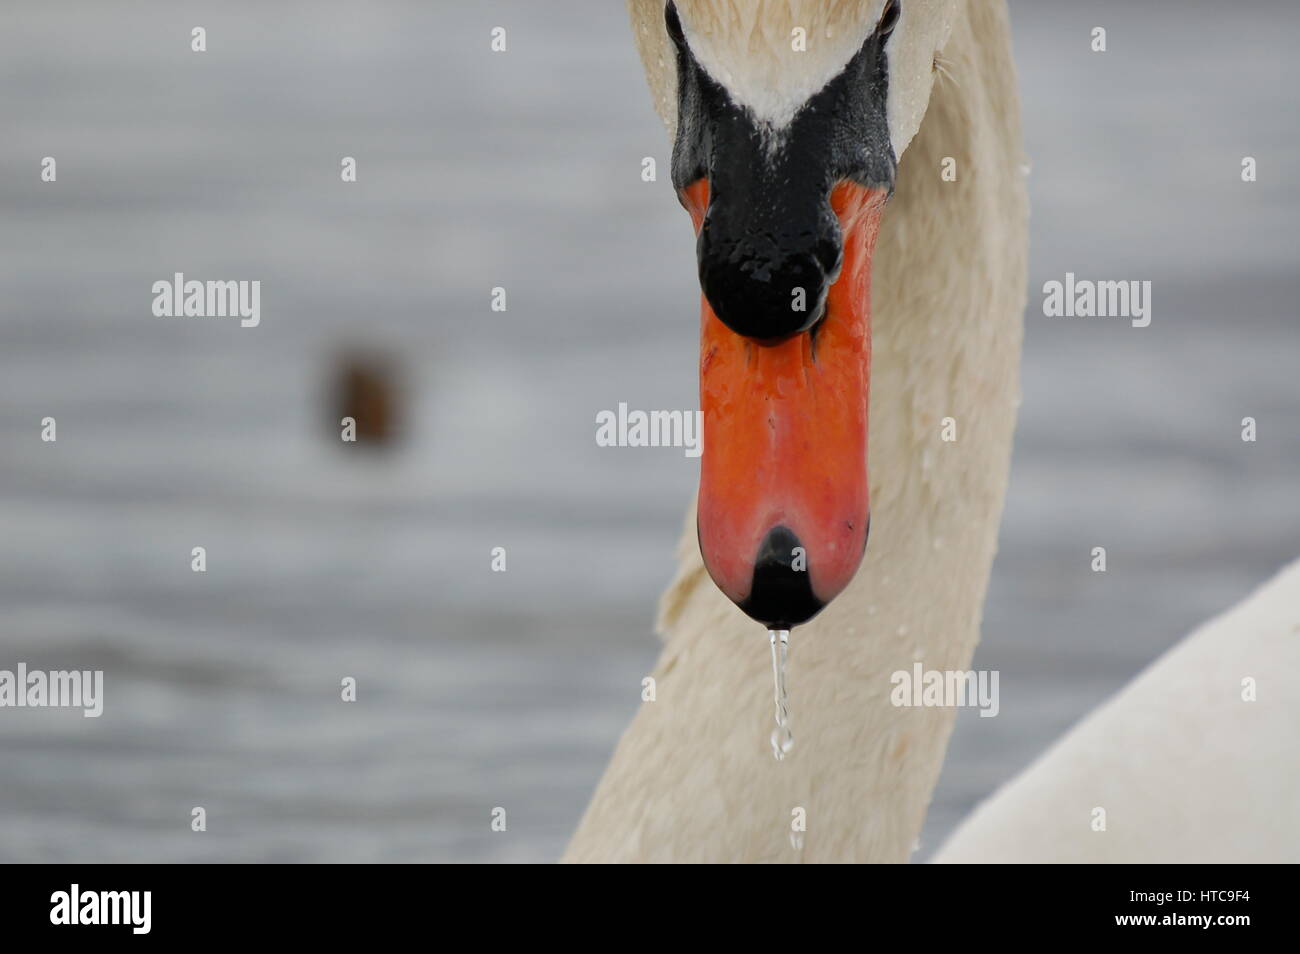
[[1, 0, 1297, 862]]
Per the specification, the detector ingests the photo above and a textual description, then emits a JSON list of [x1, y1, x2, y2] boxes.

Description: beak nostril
[[823, 244, 845, 286], [808, 301, 828, 357]]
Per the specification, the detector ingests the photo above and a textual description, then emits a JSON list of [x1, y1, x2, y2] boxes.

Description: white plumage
[[936, 556, 1300, 863]]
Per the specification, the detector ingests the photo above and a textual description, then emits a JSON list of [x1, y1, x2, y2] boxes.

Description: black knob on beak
[[667, 0, 895, 344], [697, 202, 842, 341]]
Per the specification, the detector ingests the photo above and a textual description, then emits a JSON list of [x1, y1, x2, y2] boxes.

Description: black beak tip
[[737, 526, 826, 630]]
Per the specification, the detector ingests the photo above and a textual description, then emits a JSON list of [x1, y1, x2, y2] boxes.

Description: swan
[[563, 0, 1298, 864], [565, 0, 1026, 864], [934, 555, 1300, 864]]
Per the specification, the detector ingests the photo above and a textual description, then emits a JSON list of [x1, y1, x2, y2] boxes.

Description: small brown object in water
[[332, 351, 402, 448]]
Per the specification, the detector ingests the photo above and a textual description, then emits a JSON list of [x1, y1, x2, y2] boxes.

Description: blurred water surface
[[1, 0, 1296, 861]]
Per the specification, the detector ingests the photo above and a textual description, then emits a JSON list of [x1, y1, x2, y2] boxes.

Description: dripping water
[[768, 628, 793, 760]]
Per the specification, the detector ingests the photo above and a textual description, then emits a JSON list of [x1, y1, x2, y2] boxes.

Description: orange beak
[[681, 179, 887, 629]]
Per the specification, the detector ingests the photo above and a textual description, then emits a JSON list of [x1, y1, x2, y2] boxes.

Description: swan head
[[631, 0, 957, 629]]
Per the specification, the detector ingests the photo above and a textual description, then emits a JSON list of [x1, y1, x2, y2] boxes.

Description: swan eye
[[878, 0, 900, 38]]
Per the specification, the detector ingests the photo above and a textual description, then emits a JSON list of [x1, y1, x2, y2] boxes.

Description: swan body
[[565, 0, 1028, 863], [934, 556, 1300, 864]]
